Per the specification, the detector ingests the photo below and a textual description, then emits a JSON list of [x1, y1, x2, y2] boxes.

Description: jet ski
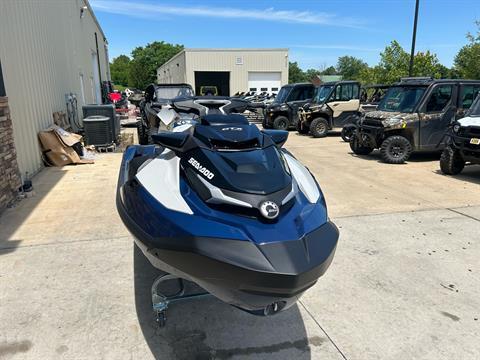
[[116, 96, 339, 316]]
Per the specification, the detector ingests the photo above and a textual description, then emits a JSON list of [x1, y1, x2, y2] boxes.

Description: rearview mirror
[[151, 131, 189, 153], [262, 130, 289, 148]]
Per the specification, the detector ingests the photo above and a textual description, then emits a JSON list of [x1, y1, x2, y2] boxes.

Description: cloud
[[90, 0, 364, 28], [290, 44, 381, 52]]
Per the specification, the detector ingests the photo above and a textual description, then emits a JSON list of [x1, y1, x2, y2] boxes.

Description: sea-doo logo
[[188, 157, 215, 180], [260, 201, 280, 219], [221, 127, 243, 131]]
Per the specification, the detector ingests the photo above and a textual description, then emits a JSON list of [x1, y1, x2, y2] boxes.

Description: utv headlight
[[382, 116, 406, 129], [280, 104, 288, 111], [453, 123, 461, 133]]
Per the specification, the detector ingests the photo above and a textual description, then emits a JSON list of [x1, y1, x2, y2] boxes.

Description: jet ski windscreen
[[196, 146, 291, 194]]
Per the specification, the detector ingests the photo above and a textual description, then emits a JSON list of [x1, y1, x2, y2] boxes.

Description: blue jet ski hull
[[117, 145, 338, 315]]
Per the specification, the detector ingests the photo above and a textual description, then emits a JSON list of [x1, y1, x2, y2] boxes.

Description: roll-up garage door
[[248, 72, 281, 94]]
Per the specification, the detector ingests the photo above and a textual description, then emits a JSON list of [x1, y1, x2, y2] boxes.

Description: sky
[[91, 0, 480, 70]]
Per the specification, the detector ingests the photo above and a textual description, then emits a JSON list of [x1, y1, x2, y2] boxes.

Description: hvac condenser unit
[[82, 104, 120, 142], [83, 115, 114, 146]]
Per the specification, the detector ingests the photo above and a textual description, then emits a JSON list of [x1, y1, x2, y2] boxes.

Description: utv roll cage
[[144, 83, 194, 102]]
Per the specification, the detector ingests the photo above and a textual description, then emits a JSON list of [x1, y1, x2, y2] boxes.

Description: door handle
[[332, 104, 339, 107]]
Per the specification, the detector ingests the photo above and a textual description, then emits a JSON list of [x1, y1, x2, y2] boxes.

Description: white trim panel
[[283, 153, 320, 203], [136, 150, 193, 214]]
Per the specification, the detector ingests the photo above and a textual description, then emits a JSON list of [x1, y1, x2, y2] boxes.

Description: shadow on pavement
[[407, 151, 441, 162], [348, 150, 441, 164], [134, 244, 312, 360], [434, 165, 480, 185], [0, 167, 66, 255]]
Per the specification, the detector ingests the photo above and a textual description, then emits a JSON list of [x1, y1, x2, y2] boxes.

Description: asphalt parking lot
[[1, 132, 479, 360]]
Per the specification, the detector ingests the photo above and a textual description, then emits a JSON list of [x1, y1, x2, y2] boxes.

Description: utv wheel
[[310, 118, 329, 138], [137, 121, 149, 145], [380, 136, 412, 164], [440, 146, 465, 175], [273, 116, 289, 130], [349, 134, 373, 155], [341, 126, 355, 142]]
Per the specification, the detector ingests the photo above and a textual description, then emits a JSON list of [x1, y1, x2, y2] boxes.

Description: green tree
[[336, 56, 368, 80], [128, 41, 183, 89], [435, 63, 455, 79], [454, 21, 480, 79], [305, 68, 321, 82], [358, 66, 381, 85], [321, 66, 338, 75], [360, 40, 449, 85], [412, 51, 443, 78], [289, 62, 307, 83], [376, 40, 410, 84], [110, 55, 130, 87]]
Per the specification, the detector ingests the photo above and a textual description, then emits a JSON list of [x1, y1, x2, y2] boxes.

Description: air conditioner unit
[[83, 115, 114, 146], [82, 104, 119, 142]]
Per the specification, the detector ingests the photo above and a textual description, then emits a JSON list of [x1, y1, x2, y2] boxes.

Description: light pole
[[409, 0, 420, 76]]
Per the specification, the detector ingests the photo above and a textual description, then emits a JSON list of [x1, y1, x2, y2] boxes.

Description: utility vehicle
[[200, 86, 218, 96], [297, 81, 361, 138], [360, 84, 390, 112], [350, 77, 480, 164], [137, 83, 194, 144], [263, 83, 315, 130], [440, 92, 480, 174]]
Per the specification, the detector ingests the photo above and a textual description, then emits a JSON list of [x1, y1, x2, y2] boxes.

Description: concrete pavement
[[1, 134, 479, 359]]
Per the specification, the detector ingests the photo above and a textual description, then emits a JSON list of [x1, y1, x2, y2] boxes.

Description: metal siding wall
[[157, 52, 186, 84], [183, 50, 288, 94], [0, 0, 109, 177]]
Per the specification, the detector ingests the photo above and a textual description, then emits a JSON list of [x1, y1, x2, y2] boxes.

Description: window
[[314, 85, 334, 104], [460, 85, 480, 109], [378, 86, 426, 113], [425, 85, 453, 113], [249, 88, 257, 92], [289, 86, 313, 101], [305, 86, 314, 99], [261, 88, 268, 92], [155, 86, 194, 99], [275, 86, 291, 102], [332, 83, 359, 101], [271, 87, 279, 92]]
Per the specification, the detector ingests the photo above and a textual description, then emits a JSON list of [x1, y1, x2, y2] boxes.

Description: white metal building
[[157, 49, 289, 96], [0, 0, 110, 177]]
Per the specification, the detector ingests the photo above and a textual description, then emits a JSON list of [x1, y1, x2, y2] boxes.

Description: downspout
[[104, 38, 111, 81], [95, 32, 102, 89]]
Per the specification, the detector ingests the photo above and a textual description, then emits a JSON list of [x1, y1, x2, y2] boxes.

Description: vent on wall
[[235, 56, 243, 65]]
